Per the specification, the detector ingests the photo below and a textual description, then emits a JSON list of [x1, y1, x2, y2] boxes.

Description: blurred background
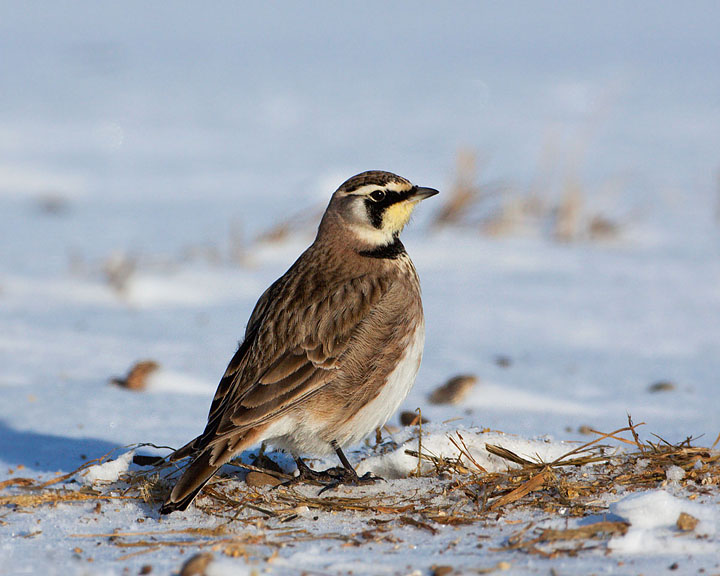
[[1, 2, 719, 452], [2, 3, 719, 256]]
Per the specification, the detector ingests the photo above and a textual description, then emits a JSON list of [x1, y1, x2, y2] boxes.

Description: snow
[[609, 490, 717, 554], [80, 450, 134, 485], [206, 559, 255, 576], [357, 428, 573, 479], [665, 465, 686, 484], [2, 2, 720, 575], [145, 368, 214, 396]]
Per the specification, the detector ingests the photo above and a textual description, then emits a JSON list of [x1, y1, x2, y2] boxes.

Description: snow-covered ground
[[2, 3, 720, 575]]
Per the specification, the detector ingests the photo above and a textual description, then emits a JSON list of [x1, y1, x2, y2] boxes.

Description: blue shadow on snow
[[0, 420, 120, 473]]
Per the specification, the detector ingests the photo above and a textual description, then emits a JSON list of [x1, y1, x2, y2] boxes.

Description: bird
[[160, 170, 438, 514]]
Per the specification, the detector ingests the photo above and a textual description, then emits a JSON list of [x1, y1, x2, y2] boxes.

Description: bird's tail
[[160, 449, 220, 514]]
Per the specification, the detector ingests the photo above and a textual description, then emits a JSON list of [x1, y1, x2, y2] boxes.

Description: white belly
[[340, 322, 425, 446]]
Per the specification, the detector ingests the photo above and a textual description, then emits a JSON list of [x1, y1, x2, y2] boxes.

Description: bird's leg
[[333, 441, 357, 473], [316, 441, 383, 495]]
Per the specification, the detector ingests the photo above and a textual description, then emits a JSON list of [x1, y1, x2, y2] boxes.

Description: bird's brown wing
[[160, 270, 392, 514], [201, 274, 283, 426], [166, 277, 280, 464], [193, 271, 391, 462]]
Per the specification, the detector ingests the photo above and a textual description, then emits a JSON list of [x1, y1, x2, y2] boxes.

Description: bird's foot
[[276, 458, 344, 489], [316, 468, 384, 495], [278, 446, 384, 493], [277, 457, 383, 493]]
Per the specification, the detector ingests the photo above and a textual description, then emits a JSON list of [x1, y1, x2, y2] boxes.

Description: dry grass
[[2, 418, 718, 562], [103, 251, 136, 295], [432, 149, 485, 228], [254, 205, 324, 245], [429, 148, 624, 243], [73, 148, 632, 304], [553, 178, 583, 242]]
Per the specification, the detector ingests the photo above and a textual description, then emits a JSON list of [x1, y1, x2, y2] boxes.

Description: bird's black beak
[[410, 186, 440, 202]]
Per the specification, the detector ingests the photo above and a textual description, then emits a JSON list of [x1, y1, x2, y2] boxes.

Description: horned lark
[[160, 170, 438, 514]]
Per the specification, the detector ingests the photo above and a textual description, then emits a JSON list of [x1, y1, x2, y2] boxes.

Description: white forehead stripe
[[348, 181, 412, 196]]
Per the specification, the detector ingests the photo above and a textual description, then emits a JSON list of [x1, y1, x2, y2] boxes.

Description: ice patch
[[80, 450, 134, 485], [463, 382, 601, 415], [665, 465, 685, 483], [124, 269, 257, 308], [0, 163, 86, 198], [609, 490, 716, 554], [146, 369, 214, 396], [206, 558, 255, 576], [126, 274, 218, 307]]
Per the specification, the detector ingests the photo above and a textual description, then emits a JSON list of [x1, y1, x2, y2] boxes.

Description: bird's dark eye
[[370, 190, 386, 202]]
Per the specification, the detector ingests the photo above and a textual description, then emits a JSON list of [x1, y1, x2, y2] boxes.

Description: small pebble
[[111, 360, 159, 391], [245, 471, 282, 487], [676, 512, 699, 532], [179, 553, 213, 576], [400, 411, 430, 426], [429, 374, 478, 405], [648, 380, 675, 393]]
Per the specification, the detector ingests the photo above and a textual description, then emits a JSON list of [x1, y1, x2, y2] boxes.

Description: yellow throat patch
[[382, 200, 416, 234]]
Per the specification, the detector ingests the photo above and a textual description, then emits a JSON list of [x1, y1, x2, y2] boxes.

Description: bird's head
[[321, 170, 439, 249]]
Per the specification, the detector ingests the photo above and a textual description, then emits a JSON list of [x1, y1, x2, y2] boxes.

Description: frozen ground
[[1, 2, 720, 575]]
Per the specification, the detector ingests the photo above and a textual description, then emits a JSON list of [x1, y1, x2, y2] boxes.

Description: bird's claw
[[317, 470, 384, 495]]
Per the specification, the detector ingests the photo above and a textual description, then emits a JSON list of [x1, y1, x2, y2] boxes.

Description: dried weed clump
[[110, 360, 160, 391], [431, 148, 623, 243], [2, 419, 718, 562], [428, 374, 479, 405]]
